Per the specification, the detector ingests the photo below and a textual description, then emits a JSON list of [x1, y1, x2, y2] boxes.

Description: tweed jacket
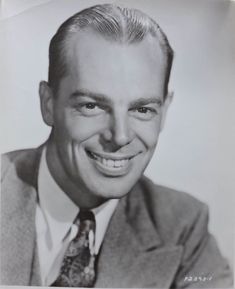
[[0, 147, 233, 288]]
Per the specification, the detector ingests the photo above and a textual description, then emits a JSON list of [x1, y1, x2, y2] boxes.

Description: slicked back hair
[[48, 4, 174, 99]]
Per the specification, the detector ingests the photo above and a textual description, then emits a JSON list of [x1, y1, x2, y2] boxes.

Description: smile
[[86, 150, 137, 176]]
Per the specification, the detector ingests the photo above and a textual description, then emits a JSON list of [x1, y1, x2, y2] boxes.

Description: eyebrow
[[129, 98, 163, 107], [70, 89, 110, 103], [70, 89, 163, 106]]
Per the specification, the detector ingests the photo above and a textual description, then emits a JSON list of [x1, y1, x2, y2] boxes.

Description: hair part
[[48, 4, 174, 99]]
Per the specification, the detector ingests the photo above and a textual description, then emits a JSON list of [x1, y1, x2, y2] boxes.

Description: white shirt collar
[[37, 146, 119, 253]]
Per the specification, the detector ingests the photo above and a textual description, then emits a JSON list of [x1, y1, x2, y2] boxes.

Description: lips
[[86, 150, 138, 176]]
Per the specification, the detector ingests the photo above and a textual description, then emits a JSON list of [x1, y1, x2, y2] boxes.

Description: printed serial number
[[184, 275, 212, 282]]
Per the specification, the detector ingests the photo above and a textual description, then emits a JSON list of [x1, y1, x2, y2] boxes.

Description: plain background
[[0, 0, 234, 270]]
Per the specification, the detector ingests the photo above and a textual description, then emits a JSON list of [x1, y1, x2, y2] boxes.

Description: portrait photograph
[[0, 0, 234, 288]]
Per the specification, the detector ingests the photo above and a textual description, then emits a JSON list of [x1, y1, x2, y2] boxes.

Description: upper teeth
[[104, 159, 128, 168], [90, 152, 129, 168]]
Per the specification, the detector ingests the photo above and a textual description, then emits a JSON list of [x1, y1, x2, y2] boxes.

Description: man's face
[[41, 30, 171, 208]]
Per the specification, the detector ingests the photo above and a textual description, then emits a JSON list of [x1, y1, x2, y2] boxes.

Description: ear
[[39, 81, 54, 127], [160, 91, 174, 131]]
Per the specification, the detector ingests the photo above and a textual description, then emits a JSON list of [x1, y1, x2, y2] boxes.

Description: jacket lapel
[[95, 182, 183, 288], [1, 148, 42, 285]]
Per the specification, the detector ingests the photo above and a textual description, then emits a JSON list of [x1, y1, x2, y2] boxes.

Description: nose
[[102, 111, 134, 147]]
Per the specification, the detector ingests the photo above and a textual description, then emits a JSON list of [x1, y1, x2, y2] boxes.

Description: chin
[[86, 176, 139, 201], [100, 188, 130, 199]]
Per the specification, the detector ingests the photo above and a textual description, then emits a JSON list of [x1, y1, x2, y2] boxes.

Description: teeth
[[107, 159, 114, 167], [90, 152, 129, 168], [114, 160, 122, 167]]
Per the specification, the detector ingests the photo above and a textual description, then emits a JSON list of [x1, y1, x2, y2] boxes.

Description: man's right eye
[[74, 102, 105, 116], [83, 103, 97, 110]]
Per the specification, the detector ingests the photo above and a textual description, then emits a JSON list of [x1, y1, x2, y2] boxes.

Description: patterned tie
[[51, 210, 96, 287]]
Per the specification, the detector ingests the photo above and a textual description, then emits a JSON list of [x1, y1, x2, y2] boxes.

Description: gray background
[[0, 0, 234, 269]]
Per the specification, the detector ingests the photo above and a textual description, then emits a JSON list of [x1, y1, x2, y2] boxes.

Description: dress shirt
[[36, 147, 119, 286]]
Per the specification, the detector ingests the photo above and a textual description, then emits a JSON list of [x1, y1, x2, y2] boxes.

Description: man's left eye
[[129, 106, 157, 120]]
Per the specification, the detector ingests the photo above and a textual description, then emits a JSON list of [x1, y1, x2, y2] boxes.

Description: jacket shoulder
[[139, 175, 207, 213], [138, 176, 209, 245], [1, 148, 42, 181]]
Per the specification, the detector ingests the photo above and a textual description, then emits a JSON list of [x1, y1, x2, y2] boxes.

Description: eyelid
[[73, 101, 111, 113], [129, 105, 158, 112]]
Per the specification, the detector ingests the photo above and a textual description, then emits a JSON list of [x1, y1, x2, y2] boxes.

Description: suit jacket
[[0, 146, 233, 288]]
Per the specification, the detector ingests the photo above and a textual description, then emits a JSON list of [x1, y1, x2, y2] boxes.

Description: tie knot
[[78, 210, 95, 222], [76, 210, 95, 234]]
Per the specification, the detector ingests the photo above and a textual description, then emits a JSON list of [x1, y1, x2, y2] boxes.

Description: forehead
[[60, 29, 167, 101]]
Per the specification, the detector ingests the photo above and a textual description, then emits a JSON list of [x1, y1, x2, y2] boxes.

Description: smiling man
[[1, 4, 232, 288]]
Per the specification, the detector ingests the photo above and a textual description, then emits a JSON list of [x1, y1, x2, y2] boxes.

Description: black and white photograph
[[0, 0, 234, 288]]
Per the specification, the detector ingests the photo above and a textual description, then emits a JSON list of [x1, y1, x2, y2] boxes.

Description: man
[[1, 3, 233, 288]]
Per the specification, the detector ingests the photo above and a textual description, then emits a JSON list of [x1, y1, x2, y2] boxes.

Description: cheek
[[56, 110, 109, 142], [133, 118, 162, 149]]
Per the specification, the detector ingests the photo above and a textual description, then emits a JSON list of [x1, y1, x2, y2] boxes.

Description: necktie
[[51, 210, 96, 287]]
